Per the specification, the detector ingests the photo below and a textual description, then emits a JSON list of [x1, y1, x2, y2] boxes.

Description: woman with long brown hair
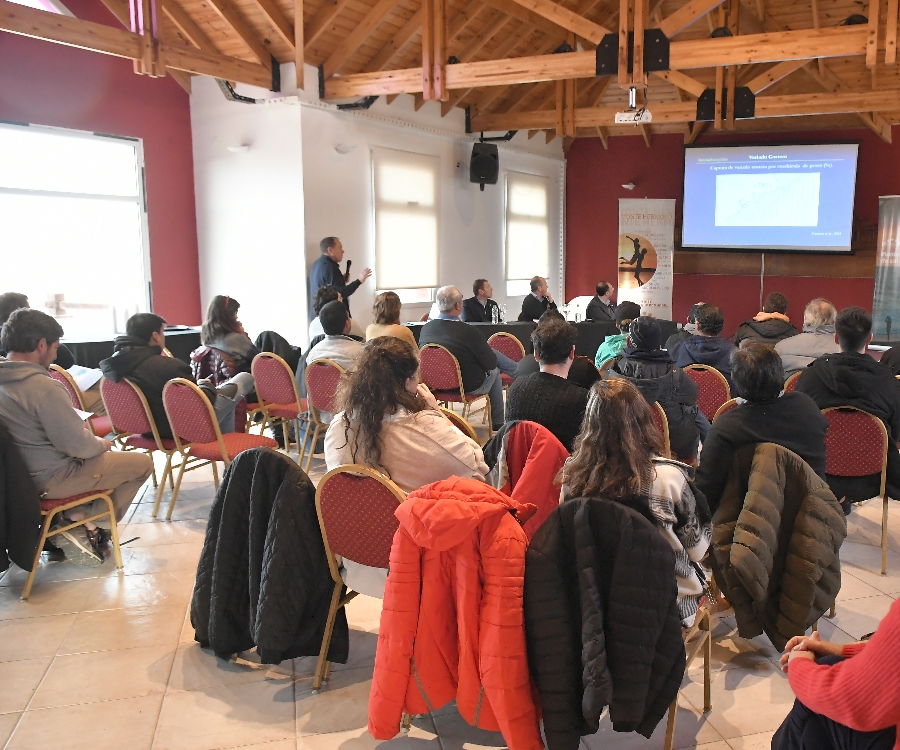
[[559, 378, 712, 626], [200, 295, 260, 372], [365, 291, 418, 351]]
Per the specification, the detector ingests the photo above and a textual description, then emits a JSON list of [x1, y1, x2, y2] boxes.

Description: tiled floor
[[2, 451, 898, 750]]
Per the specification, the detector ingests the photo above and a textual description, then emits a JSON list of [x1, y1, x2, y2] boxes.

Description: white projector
[[614, 109, 653, 124]]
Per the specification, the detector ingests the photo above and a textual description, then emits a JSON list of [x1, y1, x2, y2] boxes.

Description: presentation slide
[[682, 143, 859, 252]]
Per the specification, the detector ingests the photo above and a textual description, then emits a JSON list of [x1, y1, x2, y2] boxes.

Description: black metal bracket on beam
[[318, 64, 325, 99], [479, 131, 518, 142], [216, 78, 257, 104], [465, 106, 471, 134], [336, 95, 379, 110], [271, 55, 281, 92], [595, 30, 670, 76], [695, 87, 755, 121]]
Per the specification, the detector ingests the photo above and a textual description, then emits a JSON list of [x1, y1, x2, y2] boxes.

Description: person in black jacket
[[605, 316, 705, 461], [585, 281, 616, 322], [794, 306, 900, 509], [99, 313, 254, 437], [696, 342, 828, 514], [734, 292, 799, 347], [419, 286, 515, 430], [307, 237, 372, 320], [461, 279, 501, 322], [518, 276, 557, 321], [670, 303, 737, 393], [0, 292, 75, 369], [664, 302, 704, 351]]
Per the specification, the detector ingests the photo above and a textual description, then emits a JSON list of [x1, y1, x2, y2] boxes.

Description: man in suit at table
[[518, 276, 557, 321], [585, 281, 616, 323], [462, 279, 501, 323]]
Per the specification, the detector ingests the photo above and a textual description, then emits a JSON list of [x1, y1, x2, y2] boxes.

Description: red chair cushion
[[188, 432, 278, 461], [500, 373, 514, 387], [40, 490, 114, 512], [266, 402, 302, 419], [432, 390, 485, 404], [124, 434, 177, 451]]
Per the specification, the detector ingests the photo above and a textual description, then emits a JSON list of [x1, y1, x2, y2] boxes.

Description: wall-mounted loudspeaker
[[470, 143, 499, 191]]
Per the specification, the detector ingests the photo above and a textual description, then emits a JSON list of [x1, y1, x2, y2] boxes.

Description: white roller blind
[[505, 171, 549, 282], [372, 147, 440, 290]]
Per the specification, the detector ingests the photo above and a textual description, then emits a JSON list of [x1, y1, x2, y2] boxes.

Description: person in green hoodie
[[594, 301, 641, 370]]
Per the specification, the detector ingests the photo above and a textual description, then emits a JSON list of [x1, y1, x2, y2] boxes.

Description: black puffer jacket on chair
[[191, 448, 349, 664], [524, 496, 686, 750]]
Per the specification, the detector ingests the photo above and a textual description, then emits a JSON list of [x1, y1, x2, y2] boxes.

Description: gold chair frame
[[48, 364, 104, 438], [251, 352, 310, 458], [439, 406, 479, 443], [712, 398, 740, 423], [419, 344, 492, 435], [652, 402, 671, 458], [303, 358, 345, 473], [783, 370, 802, 392], [663, 607, 712, 750]]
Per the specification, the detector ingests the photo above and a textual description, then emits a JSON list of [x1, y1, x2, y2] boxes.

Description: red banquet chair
[[822, 406, 891, 575], [713, 398, 740, 422], [419, 344, 492, 435], [162, 378, 277, 521], [488, 332, 526, 389], [650, 402, 671, 459], [49, 365, 112, 438], [303, 359, 345, 473], [313, 464, 406, 693], [784, 371, 802, 393], [100, 377, 178, 517], [251, 352, 309, 456], [684, 364, 731, 422]]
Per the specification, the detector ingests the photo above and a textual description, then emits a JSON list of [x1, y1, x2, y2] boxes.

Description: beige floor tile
[[224, 741, 297, 750], [117, 519, 208, 546], [837, 541, 900, 594], [6, 693, 162, 750], [59, 603, 184, 654], [430, 711, 508, 750], [294, 628, 378, 679], [180, 605, 198, 643], [30, 644, 175, 709], [0, 657, 52, 713], [118, 542, 204, 576], [296, 722, 440, 750], [296, 668, 374, 736], [167, 643, 293, 692], [0, 556, 111, 589], [835, 570, 886, 602], [128, 485, 215, 523], [344, 594, 383, 633], [153, 679, 295, 750], [0, 577, 95, 620], [812, 617, 857, 646], [679, 662, 797, 741], [725, 731, 776, 749], [825, 593, 895, 640], [685, 625, 771, 675], [80, 570, 195, 611], [0, 713, 21, 746], [0, 614, 76, 662]]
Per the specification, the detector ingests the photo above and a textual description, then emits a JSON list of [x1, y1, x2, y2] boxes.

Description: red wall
[[0, 0, 202, 325], [566, 127, 900, 336]]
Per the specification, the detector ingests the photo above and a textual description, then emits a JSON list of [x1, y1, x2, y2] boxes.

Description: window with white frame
[[505, 171, 550, 297], [372, 147, 439, 302], [0, 123, 150, 337]]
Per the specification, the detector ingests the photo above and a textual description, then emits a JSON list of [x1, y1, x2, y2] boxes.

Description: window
[[0, 123, 150, 337], [505, 171, 549, 297], [7, 0, 71, 14], [372, 147, 439, 297]]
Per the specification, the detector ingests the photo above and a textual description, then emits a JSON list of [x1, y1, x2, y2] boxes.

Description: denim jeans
[[494, 350, 519, 379], [469, 367, 504, 428], [213, 372, 255, 434]]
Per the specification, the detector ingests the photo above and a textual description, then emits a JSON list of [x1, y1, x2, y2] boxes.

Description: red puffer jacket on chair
[[368, 477, 543, 750]]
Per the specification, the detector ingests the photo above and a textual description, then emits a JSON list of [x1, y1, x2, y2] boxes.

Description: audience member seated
[[695, 342, 827, 514], [462, 279, 501, 323], [775, 298, 841, 377], [515, 310, 600, 389], [365, 292, 418, 350], [309, 285, 365, 341], [671, 303, 737, 392], [0, 309, 152, 564], [505, 317, 589, 452], [606, 316, 707, 461], [324, 336, 487, 597], [795, 306, 900, 511], [200, 295, 260, 374], [518, 276, 557, 321], [100, 313, 254, 436], [734, 292, 799, 347], [419, 286, 515, 431], [594, 301, 641, 368], [585, 280, 616, 322], [774, 604, 900, 750], [0, 292, 75, 369], [307, 236, 371, 321], [558, 378, 712, 626], [665, 302, 704, 351]]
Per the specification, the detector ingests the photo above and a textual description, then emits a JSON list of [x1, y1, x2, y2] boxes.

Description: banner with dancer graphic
[[617, 199, 675, 319], [873, 196, 900, 344]]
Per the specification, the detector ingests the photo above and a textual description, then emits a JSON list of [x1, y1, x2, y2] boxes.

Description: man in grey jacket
[[774, 298, 841, 377], [0, 309, 152, 563]]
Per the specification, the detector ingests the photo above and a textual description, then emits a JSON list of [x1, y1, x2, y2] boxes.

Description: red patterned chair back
[[488, 332, 526, 363], [823, 406, 889, 479], [163, 378, 220, 444], [783, 371, 802, 392], [650, 402, 671, 458], [252, 352, 300, 406], [316, 465, 404, 572], [713, 398, 740, 422], [684, 365, 731, 421], [419, 344, 464, 392], [306, 359, 344, 419], [101, 378, 154, 436], [49, 365, 84, 410]]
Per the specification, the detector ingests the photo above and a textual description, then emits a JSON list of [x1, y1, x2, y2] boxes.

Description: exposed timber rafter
[[204, 0, 272, 68], [506, 0, 610, 42], [322, 0, 396, 78]]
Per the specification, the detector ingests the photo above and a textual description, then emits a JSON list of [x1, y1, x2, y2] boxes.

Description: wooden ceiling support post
[[887, 0, 898, 64], [712, 3, 725, 128], [294, 0, 303, 88], [433, 0, 447, 100], [810, 0, 825, 76], [724, 0, 738, 129], [129, 0, 163, 76], [632, 0, 648, 87], [867, 0, 880, 68], [555, 79, 564, 135], [596, 125, 609, 147], [422, 0, 434, 99], [617, 0, 630, 88], [564, 30, 575, 135]]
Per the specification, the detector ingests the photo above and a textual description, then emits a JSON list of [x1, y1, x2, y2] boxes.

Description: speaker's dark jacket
[[586, 296, 616, 322], [461, 296, 499, 323], [518, 294, 557, 321]]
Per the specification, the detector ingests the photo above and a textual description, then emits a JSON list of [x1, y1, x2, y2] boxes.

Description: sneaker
[[53, 528, 103, 567], [42, 539, 65, 563], [85, 527, 112, 552]]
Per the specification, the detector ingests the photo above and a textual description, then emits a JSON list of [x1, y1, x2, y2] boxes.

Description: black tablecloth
[[405, 320, 680, 358], [62, 327, 201, 368]]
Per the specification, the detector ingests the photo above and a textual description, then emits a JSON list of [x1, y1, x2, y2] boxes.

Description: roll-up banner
[[873, 196, 900, 344], [618, 199, 675, 320]]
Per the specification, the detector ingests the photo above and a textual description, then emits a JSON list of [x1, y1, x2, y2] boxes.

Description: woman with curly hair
[[559, 378, 712, 626]]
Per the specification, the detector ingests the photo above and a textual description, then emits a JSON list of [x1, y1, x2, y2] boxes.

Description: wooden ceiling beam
[[803, 61, 893, 143], [304, 0, 351, 49], [160, 0, 216, 51], [744, 58, 806, 93], [163, 38, 273, 84], [505, 0, 610, 42], [448, 0, 484, 39], [483, 0, 570, 35], [440, 13, 513, 113], [652, 69, 706, 97], [363, 8, 421, 72], [321, 0, 396, 78], [250, 0, 294, 51], [658, 0, 726, 38], [294, 0, 302, 87], [204, 0, 272, 67]]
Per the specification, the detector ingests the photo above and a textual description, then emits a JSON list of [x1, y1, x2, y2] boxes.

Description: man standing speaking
[[308, 237, 372, 320]]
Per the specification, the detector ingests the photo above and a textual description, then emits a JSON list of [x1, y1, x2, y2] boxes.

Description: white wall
[[192, 64, 565, 349]]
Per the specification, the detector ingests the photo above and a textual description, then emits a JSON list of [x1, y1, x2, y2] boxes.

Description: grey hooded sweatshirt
[[0, 359, 105, 485]]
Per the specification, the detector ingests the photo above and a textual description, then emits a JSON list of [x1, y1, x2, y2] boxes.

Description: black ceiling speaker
[[470, 143, 499, 191]]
